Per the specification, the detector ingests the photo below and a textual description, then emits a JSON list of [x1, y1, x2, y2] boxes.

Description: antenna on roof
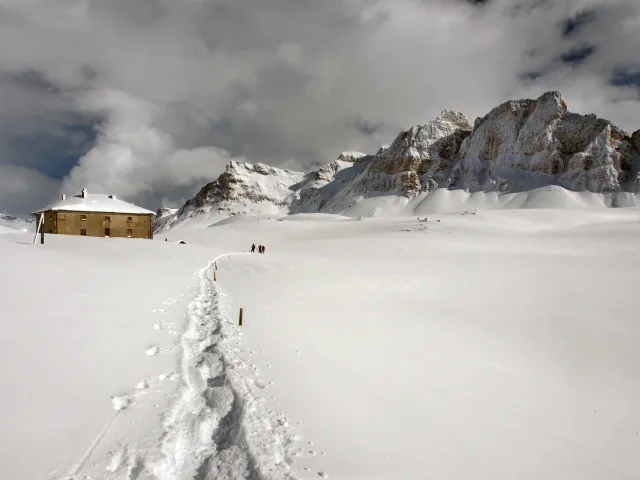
[[61, 194, 66, 200]]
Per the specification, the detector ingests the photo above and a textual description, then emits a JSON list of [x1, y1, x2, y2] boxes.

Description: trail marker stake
[[239, 308, 243, 327], [214, 271, 217, 281]]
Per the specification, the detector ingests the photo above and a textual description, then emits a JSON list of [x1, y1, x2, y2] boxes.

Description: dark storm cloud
[[562, 9, 599, 37], [347, 117, 385, 136]]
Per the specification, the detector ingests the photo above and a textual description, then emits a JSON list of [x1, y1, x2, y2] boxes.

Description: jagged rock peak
[[473, 91, 566, 130], [226, 160, 301, 176], [357, 110, 474, 198], [156, 207, 178, 218], [337, 151, 368, 163], [376, 144, 390, 155], [382, 110, 473, 159], [439, 110, 473, 130]]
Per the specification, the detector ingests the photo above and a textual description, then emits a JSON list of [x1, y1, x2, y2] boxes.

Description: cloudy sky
[[0, 0, 638, 212]]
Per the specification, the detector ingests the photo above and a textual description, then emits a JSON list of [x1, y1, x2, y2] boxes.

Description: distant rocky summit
[[158, 91, 640, 231]]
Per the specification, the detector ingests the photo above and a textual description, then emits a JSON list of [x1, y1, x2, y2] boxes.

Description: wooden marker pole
[[239, 308, 243, 327], [214, 271, 217, 281]]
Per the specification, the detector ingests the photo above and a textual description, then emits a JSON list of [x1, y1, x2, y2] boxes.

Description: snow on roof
[[34, 193, 155, 215]]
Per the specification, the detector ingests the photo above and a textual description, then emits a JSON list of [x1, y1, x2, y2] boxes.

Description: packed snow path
[[57, 254, 299, 480], [147, 254, 298, 479]]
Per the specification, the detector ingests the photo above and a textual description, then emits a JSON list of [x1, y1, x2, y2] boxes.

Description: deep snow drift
[[1, 199, 639, 479]]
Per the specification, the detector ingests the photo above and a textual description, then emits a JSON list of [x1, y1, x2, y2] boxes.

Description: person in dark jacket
[[251, 243, 256, 253]]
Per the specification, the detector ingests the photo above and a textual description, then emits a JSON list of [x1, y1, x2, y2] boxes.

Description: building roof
[[34, 192, 155, 215]]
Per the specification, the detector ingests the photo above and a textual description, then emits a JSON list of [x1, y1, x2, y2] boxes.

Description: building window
[[127, 229, 132, 238], [80, 229, 87, 236], [105, 216, 111, 222], [105, 228, 110, 237], [80, 214, 87, 221]]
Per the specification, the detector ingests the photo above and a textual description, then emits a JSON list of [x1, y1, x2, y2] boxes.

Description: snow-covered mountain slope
[[159, 91, 640, 232], [153, 207, 179, 232], [0, 213, 35, 233], [157, 162, 307, 232]]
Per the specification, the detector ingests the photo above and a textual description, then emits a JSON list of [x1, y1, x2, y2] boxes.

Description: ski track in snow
[[59, 411, 120, 479], [144, 253, 299, 479]]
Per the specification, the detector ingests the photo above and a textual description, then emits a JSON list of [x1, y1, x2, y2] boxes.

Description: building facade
[[34, 189, 155, 239]]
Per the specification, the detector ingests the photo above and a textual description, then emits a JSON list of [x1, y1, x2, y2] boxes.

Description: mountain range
[[157, 91, 640, 232]]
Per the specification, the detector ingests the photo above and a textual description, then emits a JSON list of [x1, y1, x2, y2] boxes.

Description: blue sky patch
[[7, 121, 98, 179], [611, 67, 640, 87], [560, 45, 597, 65]]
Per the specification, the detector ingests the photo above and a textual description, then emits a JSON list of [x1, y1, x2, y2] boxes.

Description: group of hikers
[[251, 243, 266, 254]]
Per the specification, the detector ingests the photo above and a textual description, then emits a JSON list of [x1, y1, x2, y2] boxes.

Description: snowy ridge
[[154, 207, 179, 232], [159, 91, 640, 232], [148, 254, 298, 479], [158, 162, 307, 232], [0, 212, 35, 233]]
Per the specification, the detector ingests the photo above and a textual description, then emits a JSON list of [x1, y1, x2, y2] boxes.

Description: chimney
[[61, 193, 66, 200], [81, 188, 87, 198]]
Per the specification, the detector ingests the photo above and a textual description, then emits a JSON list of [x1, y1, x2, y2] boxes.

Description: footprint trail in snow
[[144, 254, 301, 479]]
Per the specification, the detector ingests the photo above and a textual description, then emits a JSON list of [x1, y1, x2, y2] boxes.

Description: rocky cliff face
[[354, 109, 473, 198], [159, 91, 640, 231], [448, 91, 640, 194], [359, 91, 640, 198]]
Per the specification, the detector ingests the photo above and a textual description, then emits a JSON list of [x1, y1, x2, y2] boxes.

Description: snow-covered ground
[[1, 200, 639, 479]]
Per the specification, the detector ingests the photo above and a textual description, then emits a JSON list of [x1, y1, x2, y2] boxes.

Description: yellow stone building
[[34, 189, 155, 239]]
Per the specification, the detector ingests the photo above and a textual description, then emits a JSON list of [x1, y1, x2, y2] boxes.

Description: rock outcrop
[[358, 91, 640, 197], [448, 91, 640, 194], [361, 110, 473, 198]]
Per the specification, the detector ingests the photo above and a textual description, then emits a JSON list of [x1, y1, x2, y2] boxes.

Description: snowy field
[[1, 203, 639, 479]]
